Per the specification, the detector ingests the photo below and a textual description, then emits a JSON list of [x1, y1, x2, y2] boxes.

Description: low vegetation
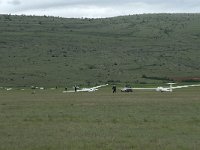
[[0, 14, 200, 87], [0, 88, 200, 149]]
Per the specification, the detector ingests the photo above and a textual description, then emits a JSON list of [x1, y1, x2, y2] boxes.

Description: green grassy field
[[0, 14, 200, 87], [0, 87, 200, 150]]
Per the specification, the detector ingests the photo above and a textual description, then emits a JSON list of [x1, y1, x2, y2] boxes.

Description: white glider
[[6, 88, 12, 91], [121, 83, 200, 92], [63, 84, 109, 93]]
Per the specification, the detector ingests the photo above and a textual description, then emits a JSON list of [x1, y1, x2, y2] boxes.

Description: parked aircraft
[[6, 88, 12, 91], [121, 83, 200, 92], [63, 84, 108, 93]]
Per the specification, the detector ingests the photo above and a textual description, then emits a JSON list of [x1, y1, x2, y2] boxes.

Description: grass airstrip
[[0, 87, 200, 150]]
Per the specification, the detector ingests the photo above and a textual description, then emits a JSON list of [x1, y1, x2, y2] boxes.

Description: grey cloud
[[8, 0, 21, 5], [13, 0, 200, 10]]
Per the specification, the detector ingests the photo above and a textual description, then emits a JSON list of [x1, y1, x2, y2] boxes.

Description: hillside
[[0, 14, 200, 87]]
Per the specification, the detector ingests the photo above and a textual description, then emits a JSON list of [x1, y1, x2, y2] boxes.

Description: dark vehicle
[[121, 87, 133, 92]]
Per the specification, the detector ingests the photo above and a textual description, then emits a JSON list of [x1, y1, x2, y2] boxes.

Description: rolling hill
[[0, 14, 200, 87]]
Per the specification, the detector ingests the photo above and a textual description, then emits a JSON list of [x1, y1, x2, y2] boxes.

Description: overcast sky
[[0, 0, 200, 18]]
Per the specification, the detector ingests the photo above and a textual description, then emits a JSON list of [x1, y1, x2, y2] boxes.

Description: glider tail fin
[[167, 83, 176, 92]]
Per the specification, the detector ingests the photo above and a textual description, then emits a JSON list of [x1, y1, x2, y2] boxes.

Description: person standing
[[74, 85, 77, 92], [112, 85, 116, 93]]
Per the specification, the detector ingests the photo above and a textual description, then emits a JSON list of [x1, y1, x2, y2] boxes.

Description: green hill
[[0, 14, 200, 87]]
